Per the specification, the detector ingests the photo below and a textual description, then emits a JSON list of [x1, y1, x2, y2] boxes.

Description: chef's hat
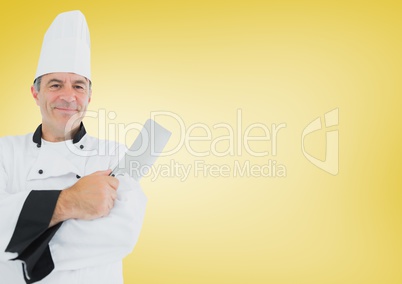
[[34, 10, 91, 81]]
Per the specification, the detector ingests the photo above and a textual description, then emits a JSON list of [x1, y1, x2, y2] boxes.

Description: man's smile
[[54, 107, 78, 112]]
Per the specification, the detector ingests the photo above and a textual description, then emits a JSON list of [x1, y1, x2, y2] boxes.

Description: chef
[[0, 10, 147, 284]]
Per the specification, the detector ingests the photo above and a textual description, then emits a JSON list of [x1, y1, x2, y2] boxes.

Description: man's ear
[[31, 85, 40, 106], [88, 89, 92, 103]]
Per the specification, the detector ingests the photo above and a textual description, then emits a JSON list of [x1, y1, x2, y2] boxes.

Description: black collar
[[32, 122, 87, 146]]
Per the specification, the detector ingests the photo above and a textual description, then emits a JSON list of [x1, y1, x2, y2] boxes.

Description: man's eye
[[50, 84, 61, 89], [74, 86, 84, 90]]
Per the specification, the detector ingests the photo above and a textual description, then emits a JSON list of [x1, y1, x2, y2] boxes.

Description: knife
[[110, 119, 172, 181]]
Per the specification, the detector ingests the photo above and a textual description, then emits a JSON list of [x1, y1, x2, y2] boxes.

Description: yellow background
[[1, 0, 401, 283]]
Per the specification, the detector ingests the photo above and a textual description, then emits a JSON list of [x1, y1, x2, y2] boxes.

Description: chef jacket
[[0, 123, 147, 284]]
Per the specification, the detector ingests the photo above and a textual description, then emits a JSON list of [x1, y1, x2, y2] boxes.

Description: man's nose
[[59, 86, 76, 102]]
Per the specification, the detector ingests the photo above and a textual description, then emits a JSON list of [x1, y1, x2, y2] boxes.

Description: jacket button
[[38, 169, 43, 174], [80, 145, 84, 149], [76, 174, 81, 179]]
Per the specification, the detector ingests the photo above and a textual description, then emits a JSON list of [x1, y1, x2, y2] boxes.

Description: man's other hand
[[49, 170, 119, 226]]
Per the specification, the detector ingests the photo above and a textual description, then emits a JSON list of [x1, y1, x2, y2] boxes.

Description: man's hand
[[49, 170, 119, 227]]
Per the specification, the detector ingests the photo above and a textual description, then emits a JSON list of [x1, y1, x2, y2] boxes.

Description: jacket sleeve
[[0, 148, 63, 283], [49, 173, 147, 271]]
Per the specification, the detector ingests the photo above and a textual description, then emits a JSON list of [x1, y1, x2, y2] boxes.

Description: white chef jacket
[[0, 124, 147, 284]]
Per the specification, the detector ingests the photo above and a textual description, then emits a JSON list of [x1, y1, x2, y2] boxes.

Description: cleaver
[[110, 119, 172, 181]]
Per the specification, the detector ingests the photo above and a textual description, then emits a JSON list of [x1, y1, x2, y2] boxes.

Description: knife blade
[[110, 119, 172, 181]]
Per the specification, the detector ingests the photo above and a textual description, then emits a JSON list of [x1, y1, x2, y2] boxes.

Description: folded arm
[[50, 173, 147, 270]]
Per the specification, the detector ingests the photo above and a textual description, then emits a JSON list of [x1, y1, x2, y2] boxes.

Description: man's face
[[31, 72, 92, 134]]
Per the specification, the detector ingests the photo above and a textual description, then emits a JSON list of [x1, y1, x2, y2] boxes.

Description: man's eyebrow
[[46, 78, 63, 85], [73, 80, 87, 85]]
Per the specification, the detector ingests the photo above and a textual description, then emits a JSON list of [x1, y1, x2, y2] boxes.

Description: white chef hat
[[34, 10, 91, 82]]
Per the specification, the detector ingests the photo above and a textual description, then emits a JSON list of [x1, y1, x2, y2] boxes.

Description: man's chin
[[54, 108, 80, 116]]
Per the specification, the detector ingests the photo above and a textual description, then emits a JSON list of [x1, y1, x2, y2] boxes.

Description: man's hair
[[33, 76, 42, 92], [33, 76, 92, 92]]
